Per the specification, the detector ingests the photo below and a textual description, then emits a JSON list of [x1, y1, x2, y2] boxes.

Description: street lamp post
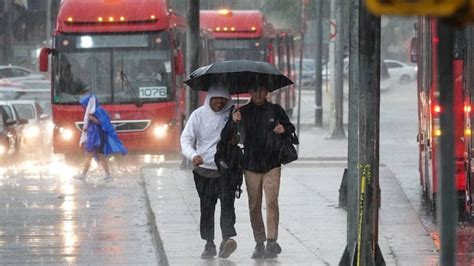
[[314, 0, 324, 127]]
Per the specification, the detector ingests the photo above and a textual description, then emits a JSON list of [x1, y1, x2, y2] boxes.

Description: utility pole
[[314, 0, 323, 127], [339, 0, 360, 261], [3, 0, 13, 64], [436, 19, 456, 266], [339, 0, 384, 264], [182, 0, 200, 169], [46, 0, 52, 44], [331, 0, 346, 139], [186, 0, 200, 116], [297, 0, 308, 154]]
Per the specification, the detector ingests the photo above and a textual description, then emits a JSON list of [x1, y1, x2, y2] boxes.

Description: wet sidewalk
[[0, 159, 157, 265], [143, 126, 438, 265]]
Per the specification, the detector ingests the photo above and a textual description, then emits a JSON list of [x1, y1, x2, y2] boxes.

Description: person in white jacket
[[180, 83, 237, 259]]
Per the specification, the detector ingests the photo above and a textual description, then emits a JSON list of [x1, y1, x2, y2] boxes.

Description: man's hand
[[192, 155, 204, 166], [232, 110, 241, 122], [273, 123, 285, 134]]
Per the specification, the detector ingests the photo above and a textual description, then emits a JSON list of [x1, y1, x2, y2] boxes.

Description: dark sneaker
[[269, 240, 282, 254], [251, 242, 265, 259], [201, 242, 217, 259], [265, 240, 282, 258], [218, 239, 237, 258]]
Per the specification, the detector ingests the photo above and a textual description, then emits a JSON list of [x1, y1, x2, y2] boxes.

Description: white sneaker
[[101, 174, 113, 182], [73, 173, 86, 181]]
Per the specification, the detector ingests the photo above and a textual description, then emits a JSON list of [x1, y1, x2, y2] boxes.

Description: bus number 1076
[[139, 86, 168, 99]]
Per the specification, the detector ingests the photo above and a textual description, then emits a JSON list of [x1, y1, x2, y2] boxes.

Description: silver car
[[0, 65, 45, 82]]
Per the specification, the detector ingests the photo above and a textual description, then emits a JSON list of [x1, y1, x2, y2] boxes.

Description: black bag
[[215, 106, 244, 198], [279, 131, 299, 165]]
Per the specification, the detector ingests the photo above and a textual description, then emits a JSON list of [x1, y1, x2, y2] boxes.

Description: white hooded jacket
[[180, 84, 232, 170]]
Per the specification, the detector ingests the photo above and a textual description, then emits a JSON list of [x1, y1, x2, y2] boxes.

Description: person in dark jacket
[[226, 84, 295, 259]]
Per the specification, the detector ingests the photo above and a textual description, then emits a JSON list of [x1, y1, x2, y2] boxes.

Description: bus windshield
[[53, 33, 173, 105], [214, 39, 267, 61]]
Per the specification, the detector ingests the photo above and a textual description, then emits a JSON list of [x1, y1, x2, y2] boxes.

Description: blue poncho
[[79, 93, 128, 157]]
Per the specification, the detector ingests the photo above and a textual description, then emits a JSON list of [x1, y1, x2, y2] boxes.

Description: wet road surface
[[0, 156, 157, 265]]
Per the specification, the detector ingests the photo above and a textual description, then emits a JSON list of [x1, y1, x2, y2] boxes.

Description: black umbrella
[[184, 60, 293, 94]]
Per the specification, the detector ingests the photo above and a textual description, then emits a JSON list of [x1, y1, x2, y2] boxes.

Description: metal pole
[[46, 0, 52, 43], [296, 0, 307, 154], [4, 0, 13, 64], [314, 0, 323, 127], [436, 19, 457, 266], [331, 0, 346, 139], [186, 0, 200, 116], [182, 0, 200, 169]]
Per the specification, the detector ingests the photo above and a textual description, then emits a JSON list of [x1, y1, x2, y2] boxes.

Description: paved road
[[0, 158, 158, 265]]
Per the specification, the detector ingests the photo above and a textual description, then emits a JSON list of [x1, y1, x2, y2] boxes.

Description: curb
[[139, 166, 169, 266]]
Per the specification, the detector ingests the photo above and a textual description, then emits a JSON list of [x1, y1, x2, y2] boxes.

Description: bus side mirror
[[39, 48, 53, 72], [410, 37, 418, 63], [175, 49, 185, 75]]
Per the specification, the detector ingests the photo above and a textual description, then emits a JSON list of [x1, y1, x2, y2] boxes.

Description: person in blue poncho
[[73, 93, 127, 181]]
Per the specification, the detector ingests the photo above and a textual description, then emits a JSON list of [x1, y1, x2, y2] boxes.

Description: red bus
[[200, 9, 296, 114], [273, 30, 297, 116], [39, 0, 210, 159], [414, 18, 470, 217]]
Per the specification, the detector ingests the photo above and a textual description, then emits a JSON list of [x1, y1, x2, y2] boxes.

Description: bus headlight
[[24, 125, 40, 139], [59, 127, 74, 141], [153, 124, 169, 138]]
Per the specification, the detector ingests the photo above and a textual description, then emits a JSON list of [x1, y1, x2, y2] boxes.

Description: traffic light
[[365, 0, 464, 16]]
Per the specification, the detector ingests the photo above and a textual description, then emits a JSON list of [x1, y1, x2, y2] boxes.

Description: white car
[[10, 100, 51, 155], [384, 59, 417, 84], [0, 65, 45, 82], [2, 81, 51, 117], [343, 59, 395, 91]]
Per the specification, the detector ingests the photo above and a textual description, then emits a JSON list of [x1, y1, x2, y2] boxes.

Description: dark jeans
[[193, 172, 237, 242]]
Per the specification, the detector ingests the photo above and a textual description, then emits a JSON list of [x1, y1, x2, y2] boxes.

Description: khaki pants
[[244, 167, 281, 243]]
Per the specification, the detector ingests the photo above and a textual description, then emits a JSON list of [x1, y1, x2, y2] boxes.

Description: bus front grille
[[75, 120, 151, 133]]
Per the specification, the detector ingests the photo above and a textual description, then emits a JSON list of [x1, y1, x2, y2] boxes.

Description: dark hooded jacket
[[222, 100, 295, 173]]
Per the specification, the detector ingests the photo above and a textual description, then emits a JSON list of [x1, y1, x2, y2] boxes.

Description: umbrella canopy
[[184, 60, 293, 94]]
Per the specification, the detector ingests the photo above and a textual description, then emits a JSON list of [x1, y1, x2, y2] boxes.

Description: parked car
[[343, 59, 396, 91], [0, 65, 45, 82], [0, 102, 28, 162], [295, 58, 329, 89], [10, 100, 51, 155], [0, 82, 51, 116], [383, 59, 417, 84], [13, 80, 51, 90]]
